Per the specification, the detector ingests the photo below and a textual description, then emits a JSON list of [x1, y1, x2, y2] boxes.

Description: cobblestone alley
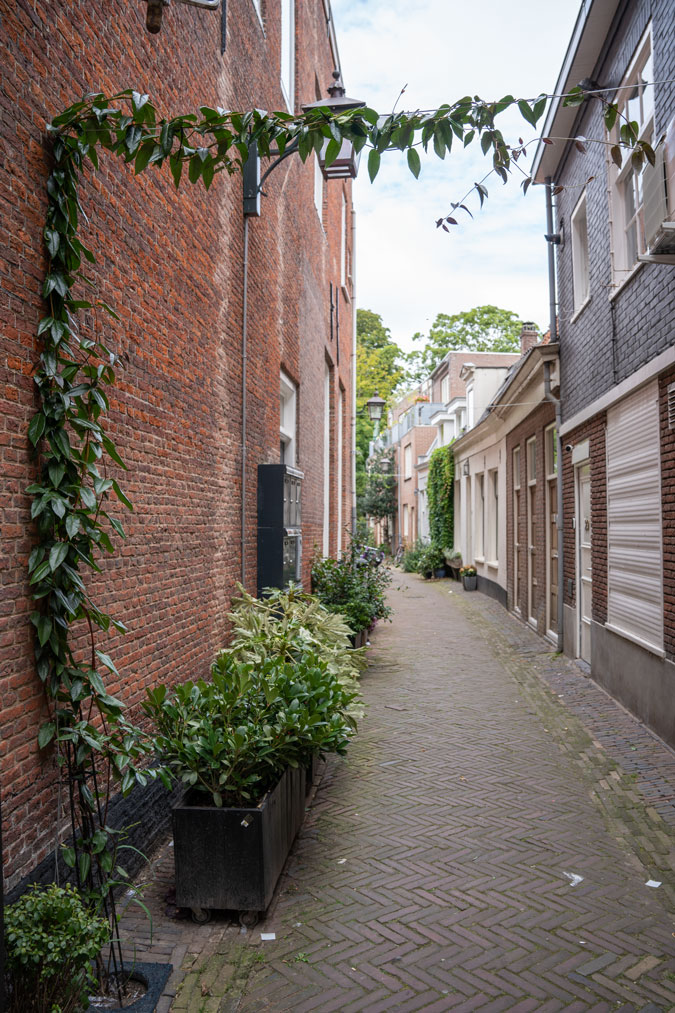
[[127, 574, 675, 1012]]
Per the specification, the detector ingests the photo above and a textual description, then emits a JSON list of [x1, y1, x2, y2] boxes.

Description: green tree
[[355, 310, 403, 508], [406, 305, 532, 383], [362, 450, 397, 545]]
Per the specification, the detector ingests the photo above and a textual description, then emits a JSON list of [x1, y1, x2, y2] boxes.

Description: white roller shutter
[[606, 380, 663, 652]]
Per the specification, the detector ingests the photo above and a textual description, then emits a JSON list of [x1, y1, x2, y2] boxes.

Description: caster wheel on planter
[[239, 910, 259, 929], [191, 906, 212, 924]]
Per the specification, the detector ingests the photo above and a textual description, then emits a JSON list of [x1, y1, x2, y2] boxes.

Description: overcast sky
[[331, 0, 582, 352]]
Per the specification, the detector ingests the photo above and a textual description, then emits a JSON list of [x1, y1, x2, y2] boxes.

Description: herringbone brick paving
[[235, 574, 675, 1012]]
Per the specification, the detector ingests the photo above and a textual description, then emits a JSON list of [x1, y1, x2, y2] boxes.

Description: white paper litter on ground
[[562, 872, 584, 887], [645, 879, 662, 888], [337, 858, 346, 864], [260, 933, 276, 940]]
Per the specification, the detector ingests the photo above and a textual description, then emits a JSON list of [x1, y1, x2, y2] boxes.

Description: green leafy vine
[[427, 443, 455, 550]]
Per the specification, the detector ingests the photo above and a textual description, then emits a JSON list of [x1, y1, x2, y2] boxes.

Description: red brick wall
[[505, 403, 556, 631], [1, 0, 353, 890]]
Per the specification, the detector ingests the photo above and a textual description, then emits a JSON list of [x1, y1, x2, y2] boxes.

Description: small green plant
[[5, 883, 110, 1013], [144, 651, 358, 808], [311, 541, 392, 634], [459, 565, 477, 577], [417, 543, 446, 577], [400, 540, 425, 573]]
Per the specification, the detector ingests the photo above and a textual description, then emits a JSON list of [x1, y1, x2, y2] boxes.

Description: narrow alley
[[132, 574, 675, 1012]]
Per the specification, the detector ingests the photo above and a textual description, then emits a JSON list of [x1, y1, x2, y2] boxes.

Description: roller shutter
[[606, 380, 663, 652]]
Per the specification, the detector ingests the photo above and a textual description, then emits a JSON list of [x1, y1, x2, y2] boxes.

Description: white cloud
[[331, 0, 581, 350]]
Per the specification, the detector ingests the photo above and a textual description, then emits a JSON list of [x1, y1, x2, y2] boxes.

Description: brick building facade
[[1, 0, 355, 894], [534, 0, 675, 745]]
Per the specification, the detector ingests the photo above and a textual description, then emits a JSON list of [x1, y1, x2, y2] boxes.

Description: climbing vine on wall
[[427, 443, 455, 550], [26, 81, 641, 990]]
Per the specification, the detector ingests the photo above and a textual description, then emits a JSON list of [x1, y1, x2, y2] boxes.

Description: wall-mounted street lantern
[[243, 71, 366, 216], [365, 391, 386, 423], [301, 72, 366, 181], [144, 0, 220, 35]]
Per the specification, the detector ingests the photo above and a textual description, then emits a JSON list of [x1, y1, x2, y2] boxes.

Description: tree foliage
[[427, 443, 455, 550], [355, 309, 403, 506], [407, 305, 529, 382], [362, 450, 397, 522]]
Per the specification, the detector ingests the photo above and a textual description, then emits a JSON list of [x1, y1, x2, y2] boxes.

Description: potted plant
[[417, 543, 446, 579], [144, 649, 358, 924], [311, 541, 392, 640], [4, 883, 109, 1013], [460, 565, 478, 591]]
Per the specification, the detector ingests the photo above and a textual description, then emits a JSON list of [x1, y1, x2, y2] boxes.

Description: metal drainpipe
[[350, 205, 358, 538], [544, 175, 563, 651], [241, 215, 249, 586]]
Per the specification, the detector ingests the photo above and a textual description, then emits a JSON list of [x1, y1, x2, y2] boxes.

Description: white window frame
[[571, 190, 590, 313], [441, 375, 450, 403], [466, 386, 474, 428], [402, 503, 409, 539], [474, 472, 485, 561], [608, 25, 654, 284], [280, 370, 297, 465], [340, 193, 347, 291], [313, 154, 323, 224], [487, 468, 499, 565], [403, 443, 412, 480], [280, 0, 295, 112]]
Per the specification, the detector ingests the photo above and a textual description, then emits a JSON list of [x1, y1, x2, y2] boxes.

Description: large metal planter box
[[172, 765, 306, 917]]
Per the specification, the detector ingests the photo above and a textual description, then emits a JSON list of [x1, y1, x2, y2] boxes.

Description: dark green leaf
[[407, 148, 421, 179], [38, 722, 55, 749], [367, 149, 380, 182], [112, 479, 133, 511], [49, 542, 69, 572], [28, 413, 46, 447], [37, 615, 52, 646], [517, 100, 538, 127]]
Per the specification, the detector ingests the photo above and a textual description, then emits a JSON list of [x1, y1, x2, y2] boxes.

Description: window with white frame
[[402, 503, 409, 539], [340, 193, 347, 289], [313, 154, 323, 223], [466, 386, 474, 428], [280, 0, 295, 112], [488, 468, 498, 563], [475, 472, 485, 559], [403, 443, 412, 479], [280, 371, 297, 465], [571, 191, 590, 311], [441, 375, 450, 402], [608, 26, 654, 281]]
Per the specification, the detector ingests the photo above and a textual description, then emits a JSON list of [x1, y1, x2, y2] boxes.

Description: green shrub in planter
[[143, 652, 358, 808], [417, 543, 446, 577], [311, 541, 392, 633], [5, 883, 109, 1013], [223, 583, 365, 705]]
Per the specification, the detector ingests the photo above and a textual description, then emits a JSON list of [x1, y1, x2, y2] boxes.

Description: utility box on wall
[[257, 464, 303, 596]]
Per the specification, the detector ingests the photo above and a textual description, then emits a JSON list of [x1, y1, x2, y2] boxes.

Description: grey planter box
[[462, 575, 477, 591], [172, 765, 306, 918]]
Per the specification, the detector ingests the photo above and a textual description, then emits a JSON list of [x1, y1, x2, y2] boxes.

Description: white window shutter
[[606, 380, 663, 651]]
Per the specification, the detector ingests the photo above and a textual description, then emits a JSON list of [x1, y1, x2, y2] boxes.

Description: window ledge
[[341, 284, 351, 303], [605, 621, 665, 658], [570, 296, 591, 324], [474, 555, 485, 564], [486, 560, 498, 570], [609, 259, 645, 302]]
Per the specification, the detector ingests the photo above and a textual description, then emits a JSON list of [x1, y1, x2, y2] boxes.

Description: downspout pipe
[[241, 214, 249, 585], [350, 204, 357, 538], [543, 178, 563, 652], [543, 173, 563, 652]]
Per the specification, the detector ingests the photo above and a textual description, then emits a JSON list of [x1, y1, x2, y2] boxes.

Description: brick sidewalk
[[121, 574, 675, 1011]]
